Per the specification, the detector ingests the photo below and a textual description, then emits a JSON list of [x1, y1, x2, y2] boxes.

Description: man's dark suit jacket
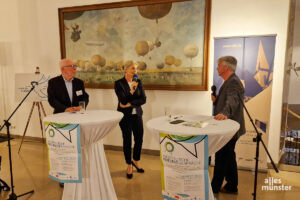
[[214, 73, 246, 139], [47, 75, 89, 114], [114, 77, 146, 117]]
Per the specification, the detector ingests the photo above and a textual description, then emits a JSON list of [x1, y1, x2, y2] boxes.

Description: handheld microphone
[[132, 74, 138, 90], [211, 85, 216, 97]]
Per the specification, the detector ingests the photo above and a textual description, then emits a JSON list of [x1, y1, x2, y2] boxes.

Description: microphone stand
[[0, 156, 10, 193], [237, 94, 278, 200], [0, 82, 37, 199]]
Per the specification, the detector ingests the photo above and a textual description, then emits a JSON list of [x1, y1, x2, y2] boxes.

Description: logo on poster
[[165, 142, 174, 152], [48, 129, 55, 137]]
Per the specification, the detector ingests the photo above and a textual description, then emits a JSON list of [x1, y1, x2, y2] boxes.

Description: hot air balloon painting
[[59, 0, 210, 90], [184, 44, 199, 71], [138, 3, 172, 51]]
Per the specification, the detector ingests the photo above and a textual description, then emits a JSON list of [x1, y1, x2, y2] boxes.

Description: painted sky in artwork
[[64, 0, 206, 69]]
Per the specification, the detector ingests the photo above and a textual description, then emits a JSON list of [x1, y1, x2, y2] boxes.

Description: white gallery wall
[[0, 0, 289, 163]]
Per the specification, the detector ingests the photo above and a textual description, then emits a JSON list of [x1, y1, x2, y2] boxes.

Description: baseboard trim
[[278, 163, 300, 173], [0, 133, 45, 142]]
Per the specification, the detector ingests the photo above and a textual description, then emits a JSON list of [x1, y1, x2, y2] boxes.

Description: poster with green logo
[[160, 133, 211, 200], [45, 122, 82, 183]]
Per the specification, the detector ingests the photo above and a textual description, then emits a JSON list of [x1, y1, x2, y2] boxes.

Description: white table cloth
[[43, 110, 123, 200], [147, 115, 240, 155], [146, 115, 240, 200]]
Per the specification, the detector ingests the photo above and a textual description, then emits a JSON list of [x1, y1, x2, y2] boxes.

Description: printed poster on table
[[160, 133, 212, 200], [44, 122, 82, 183]]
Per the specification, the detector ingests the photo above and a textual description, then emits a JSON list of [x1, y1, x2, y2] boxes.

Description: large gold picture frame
[[59, 0, 210, 90]]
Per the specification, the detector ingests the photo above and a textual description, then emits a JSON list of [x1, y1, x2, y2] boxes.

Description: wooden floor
[[0, 139, 300, 200]]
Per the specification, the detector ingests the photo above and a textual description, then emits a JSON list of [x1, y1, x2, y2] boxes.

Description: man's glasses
[[63, 64, 77, 69]]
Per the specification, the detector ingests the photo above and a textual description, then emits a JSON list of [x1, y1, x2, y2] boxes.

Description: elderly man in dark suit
[[48, 58, 89, 114], [211, 56, 245, 194], [47, 58, 89, 187]]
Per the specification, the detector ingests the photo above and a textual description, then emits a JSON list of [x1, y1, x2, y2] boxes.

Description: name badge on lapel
[[76, 90, 83, 96]]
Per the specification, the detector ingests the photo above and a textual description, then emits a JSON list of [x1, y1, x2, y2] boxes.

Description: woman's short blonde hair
[[124, 60, 136, 70]]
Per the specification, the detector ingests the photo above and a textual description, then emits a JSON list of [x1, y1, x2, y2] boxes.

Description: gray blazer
[[214, 73, 246, 139]]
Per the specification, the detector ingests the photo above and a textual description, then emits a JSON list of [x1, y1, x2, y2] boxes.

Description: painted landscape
[[62, 0, 207, 88]]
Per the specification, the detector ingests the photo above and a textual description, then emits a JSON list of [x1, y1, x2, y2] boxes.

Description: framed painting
[[59, 0, 210, 90]]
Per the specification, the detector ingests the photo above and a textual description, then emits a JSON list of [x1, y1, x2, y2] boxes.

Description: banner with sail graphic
[[160, 133, 212, 200], [44, 122, 82, 183]]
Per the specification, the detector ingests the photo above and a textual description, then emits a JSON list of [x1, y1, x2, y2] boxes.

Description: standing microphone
[[132, 74, 138, 90], [211, 85, 216, 97]]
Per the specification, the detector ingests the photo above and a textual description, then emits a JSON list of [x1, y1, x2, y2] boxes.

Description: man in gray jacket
[[211, 56, 245, 194]]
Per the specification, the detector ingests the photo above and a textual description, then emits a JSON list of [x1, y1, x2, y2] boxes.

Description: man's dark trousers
[[211, 136, 238, 193]]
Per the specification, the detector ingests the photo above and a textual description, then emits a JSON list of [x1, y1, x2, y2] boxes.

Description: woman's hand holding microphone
[[130, 82, 138, 94], [130, 74, 139, 95]]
